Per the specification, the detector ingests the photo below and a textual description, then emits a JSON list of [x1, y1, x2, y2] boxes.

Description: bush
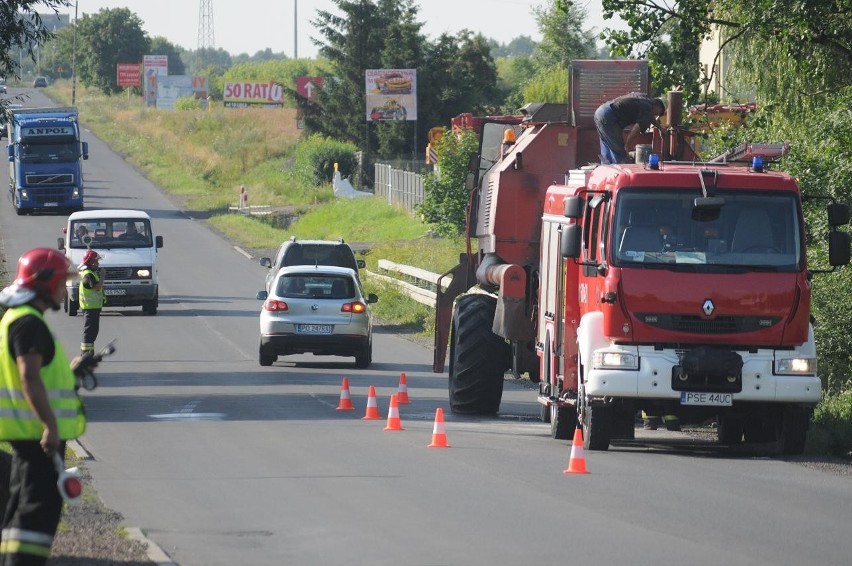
[[293, 134, 358, 187], [174, 97, 205, 111], [809, 389, 852, 458]]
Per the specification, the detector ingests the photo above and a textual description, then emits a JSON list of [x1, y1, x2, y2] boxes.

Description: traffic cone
[[362, 385, 381, 420], [383, 394, 405, 431], [427, 407, 450, 448], [563, 427, 590, 474], [396, 372, 411, 404], [336, 377, 354, 411]]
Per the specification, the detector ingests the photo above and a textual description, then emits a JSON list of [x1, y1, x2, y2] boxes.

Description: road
[[1, 89, 851, 566]]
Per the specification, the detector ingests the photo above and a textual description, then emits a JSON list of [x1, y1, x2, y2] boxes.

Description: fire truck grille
[[637, 314, 781, 335], [25, 173, 74, 185], [104, 267, 133, 280]]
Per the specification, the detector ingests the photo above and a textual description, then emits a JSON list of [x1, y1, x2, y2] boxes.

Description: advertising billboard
[[223, 82, 284, 108], [116, 63, 141, 88], [365, 69, 417, 121]]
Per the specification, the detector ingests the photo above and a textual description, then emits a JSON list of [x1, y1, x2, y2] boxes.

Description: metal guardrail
[[365, 259, 446, 307]]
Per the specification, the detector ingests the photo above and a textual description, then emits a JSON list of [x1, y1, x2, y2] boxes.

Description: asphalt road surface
[[1, 89, 850, 566]]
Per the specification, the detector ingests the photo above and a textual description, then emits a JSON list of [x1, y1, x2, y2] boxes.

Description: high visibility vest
[[79, 268, 105, 309], [0, 305, 86, 440]]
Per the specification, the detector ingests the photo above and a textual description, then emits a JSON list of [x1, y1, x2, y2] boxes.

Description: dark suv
[[259, 238, 365, 293]]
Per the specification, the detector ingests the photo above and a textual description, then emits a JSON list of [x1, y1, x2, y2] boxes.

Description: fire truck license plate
[[681, 392, 733, 406]]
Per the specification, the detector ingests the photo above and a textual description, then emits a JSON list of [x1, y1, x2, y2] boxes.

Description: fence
[[373, 163, 425, 215]]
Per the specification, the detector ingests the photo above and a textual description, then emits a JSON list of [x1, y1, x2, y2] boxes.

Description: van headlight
[[593, 350, 638, 370], [135, 268, 151, 278], [775, 357, 816, 375]]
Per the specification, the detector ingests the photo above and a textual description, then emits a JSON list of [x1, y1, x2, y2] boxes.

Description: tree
[[532, 0, 596, 72], [418, 128, 479, 237], [0, 1, 72, 80], [150, 36, 185, 76], [76, 8, 150, 93]]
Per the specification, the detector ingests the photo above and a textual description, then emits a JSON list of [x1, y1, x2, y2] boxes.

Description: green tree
[[150, 36, 185, 76], [418, 128, 479, 236], [0, 1, 72, 81], [76, 8, 150, 93], [532, 0, 595, 71]]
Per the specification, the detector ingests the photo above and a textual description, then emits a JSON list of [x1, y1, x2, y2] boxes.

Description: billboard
[[156, 76, 194, 110], [365, 69, 417, 121], [223, 82, 284, 108], [116, 63, 141, 88], [143, 55, 168, 107]]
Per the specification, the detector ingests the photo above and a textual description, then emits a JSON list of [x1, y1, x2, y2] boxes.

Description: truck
[[58, 209, 164, 316], [7, 106, 88, 215], [432, 59, 851, 455]]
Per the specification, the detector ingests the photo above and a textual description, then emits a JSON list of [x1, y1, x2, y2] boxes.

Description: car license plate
[[104, 289, 126, 296], [44, 202, 58, 207], [297, 324, 332, 335], [681, 392, 733, 406]]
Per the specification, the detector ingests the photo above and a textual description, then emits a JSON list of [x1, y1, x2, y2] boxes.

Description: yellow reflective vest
[[0, 305, 86, 440], [79, 268, 105, 309]]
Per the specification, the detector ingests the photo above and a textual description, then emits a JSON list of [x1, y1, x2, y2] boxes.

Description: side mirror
[[561, 224, 581, 259], [827, 202, 850, 227], [367, 293, 378, 304], [356, 259, 366, 269], [259, 257, 272, 268], [155, 235, 163, 249], [256, 291, 269, 301], [57, 237, 64, 250], [828, 230, 851, 266], [563, 196, 583, 219], [81, 141, 89, 160]]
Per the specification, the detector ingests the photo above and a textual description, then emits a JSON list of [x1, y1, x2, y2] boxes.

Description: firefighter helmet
[[81, 249, 102, 268], [0, 248, 77, 307]]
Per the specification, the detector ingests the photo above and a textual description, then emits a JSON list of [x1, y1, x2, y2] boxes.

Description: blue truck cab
[[6, 106, 89, 215]]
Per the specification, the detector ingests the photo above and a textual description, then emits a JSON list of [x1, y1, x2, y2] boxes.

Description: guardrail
[[366, 259, 445, 307], [228, 205, 272, 216]]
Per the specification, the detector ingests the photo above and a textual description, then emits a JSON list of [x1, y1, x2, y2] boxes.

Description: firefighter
[[594, 93, 666, 164], [642, 411, 681, 431], [0, 248, 87, 565], [78, 250, 105, 358]]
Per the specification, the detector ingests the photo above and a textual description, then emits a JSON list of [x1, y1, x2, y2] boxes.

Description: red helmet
[[81, 249, 102, 268], [7, 248, 76, 301]]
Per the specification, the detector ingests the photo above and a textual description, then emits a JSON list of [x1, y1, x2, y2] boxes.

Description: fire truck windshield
[[612, 189, 801, 272]]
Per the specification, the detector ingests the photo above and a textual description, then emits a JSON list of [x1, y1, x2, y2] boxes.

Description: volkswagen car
[[256, 265, 377, 368], [259, 237, 365, 293]]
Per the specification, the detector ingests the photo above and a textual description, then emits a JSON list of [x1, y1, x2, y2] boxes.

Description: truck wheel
[[579, 380, 611, 450], [448, 294, 509, 415], [68, 300, 78, 317], [717, 416, 744, 444], [778, 406, 808, 455], [743, 416, 775, 443], [14, 206, 24, 216], [551, 404, 575, 440]]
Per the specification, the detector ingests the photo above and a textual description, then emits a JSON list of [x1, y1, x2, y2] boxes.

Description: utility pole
[[294, 0, 298, 59], [71, 1, 78, 105]]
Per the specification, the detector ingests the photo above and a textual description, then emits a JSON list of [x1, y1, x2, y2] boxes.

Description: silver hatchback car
[[256, 265, 378, 368]]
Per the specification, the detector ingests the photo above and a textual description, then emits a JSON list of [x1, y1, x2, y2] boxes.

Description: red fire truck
[[432, 60, 850, 454]]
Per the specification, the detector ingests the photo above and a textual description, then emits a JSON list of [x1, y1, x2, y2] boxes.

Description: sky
[[70, 0, 623, 58]]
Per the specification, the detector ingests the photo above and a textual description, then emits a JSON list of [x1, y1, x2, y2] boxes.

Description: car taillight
[[342, 302, 367, 313], [264, 299, 288, 312]]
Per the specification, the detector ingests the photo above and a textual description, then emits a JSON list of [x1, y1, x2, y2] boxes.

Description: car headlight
[[593, 350, 638, 370], [775, 357, 816, 375], [135, 268, 151, 278]]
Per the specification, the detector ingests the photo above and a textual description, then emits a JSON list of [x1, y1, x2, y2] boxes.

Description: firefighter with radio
[[78, 250, 105, 358], [0, 248, 87, 565]]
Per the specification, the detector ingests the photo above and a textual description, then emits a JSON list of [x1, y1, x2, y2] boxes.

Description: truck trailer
[[433, 60, 850, 455], [7, 106, 88, 215]]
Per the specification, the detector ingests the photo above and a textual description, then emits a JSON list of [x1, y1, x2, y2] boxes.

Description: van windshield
[[69, 219, 153, 249]]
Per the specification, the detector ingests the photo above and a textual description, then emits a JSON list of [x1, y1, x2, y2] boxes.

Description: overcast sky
[[69, 0, 622, 58]]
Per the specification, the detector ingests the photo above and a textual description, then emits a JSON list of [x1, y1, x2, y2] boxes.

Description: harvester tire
[[448, 294, 509, 415]]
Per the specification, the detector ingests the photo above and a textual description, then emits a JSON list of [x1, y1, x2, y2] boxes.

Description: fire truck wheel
[[717, 416, 744, 444], [778, 406, 808, 455], [550, 404, 575, 440], [743, 416, 775, 443], [579, 383, 611, 450], [448, 294, 508, 415]]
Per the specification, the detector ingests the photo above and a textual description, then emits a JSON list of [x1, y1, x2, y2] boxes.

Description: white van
[[59, 209, 163, 315]]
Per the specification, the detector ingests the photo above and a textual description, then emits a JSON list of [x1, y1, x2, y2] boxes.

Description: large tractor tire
[[448, 294, 509, 415]]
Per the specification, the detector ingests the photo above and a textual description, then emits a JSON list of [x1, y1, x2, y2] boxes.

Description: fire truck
[[432, 60, 850, 454]]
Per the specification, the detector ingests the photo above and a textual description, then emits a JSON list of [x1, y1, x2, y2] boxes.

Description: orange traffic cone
[[427, 408, 450, 448], [362, 385, 381, 420], [563, 427, 590, 474], [336, 377, 355, 411], [383, 394, 405, 431], [396, 372, 411, 404]]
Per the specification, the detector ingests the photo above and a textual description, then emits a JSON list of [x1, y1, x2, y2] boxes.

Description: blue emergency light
[[752, 156, 764, 172], [648, 153, 660, 170]]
